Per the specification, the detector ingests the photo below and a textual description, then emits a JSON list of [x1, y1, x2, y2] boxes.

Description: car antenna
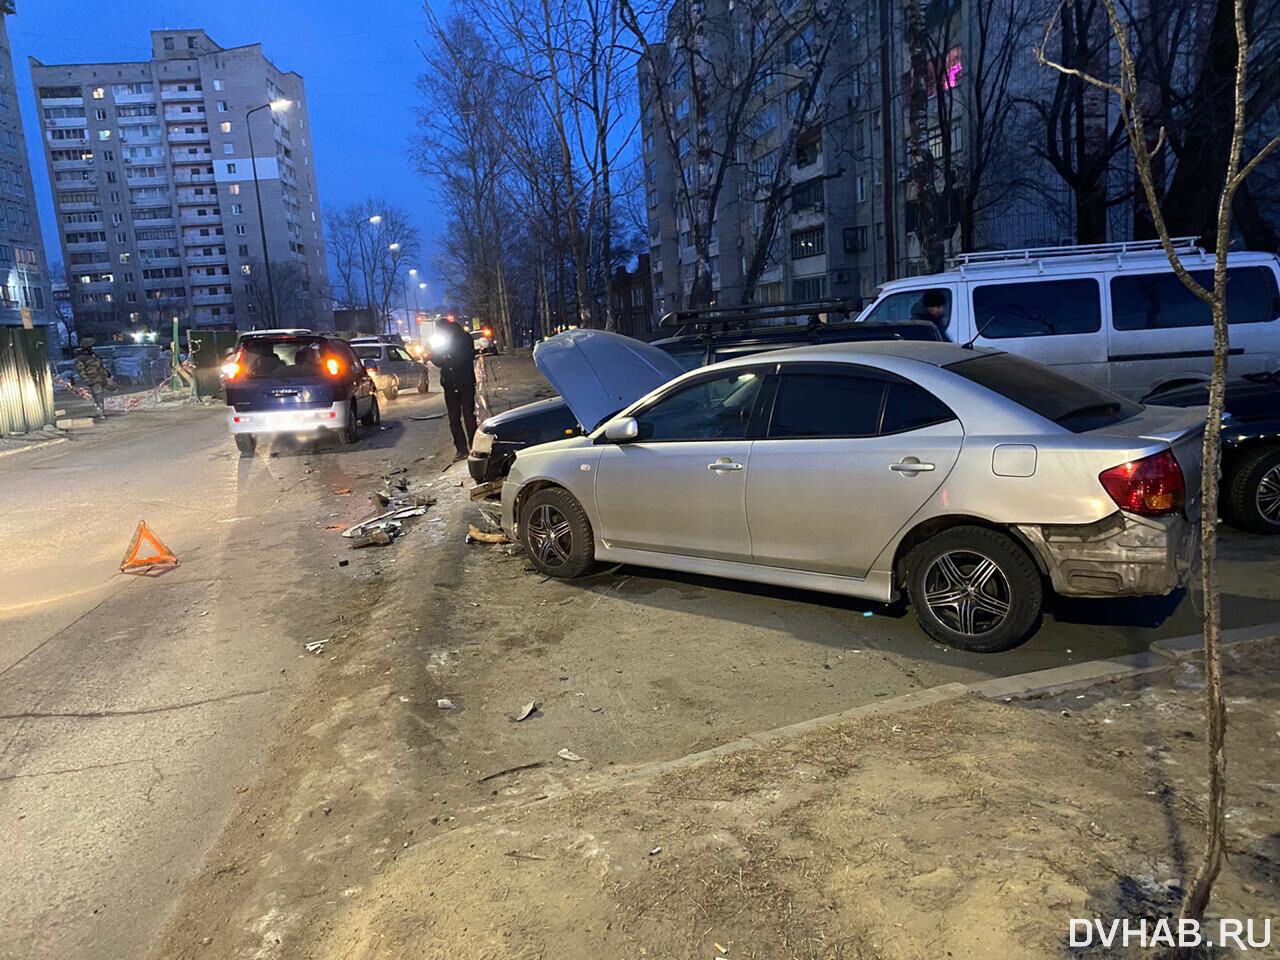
[[961, 314, 1000, 350]]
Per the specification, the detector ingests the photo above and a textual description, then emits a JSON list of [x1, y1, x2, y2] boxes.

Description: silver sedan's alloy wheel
[[1258, 464, 1280, 524], [525, 503, 573, 569], [923, 550, 1012, 637]]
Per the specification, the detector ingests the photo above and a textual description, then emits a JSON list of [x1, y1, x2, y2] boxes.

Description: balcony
[[192, 291, 233, 305], [75, 279, 115, 293], [126, 174, 169, 187], [130, 195, 173, 208], [160, 87, 203, 102], [68, 255, 112, 270], [174, 171, 216, 184], [118, 113, 160, 125], [114, 90, 158, 105], [44, 116, 88, 130], [164, 107, 206, 122], [186, 250, 228, 264], [65, 237, 108, 249], [176, 191, 219, 206], [57, 200, 101, 213], [39, 96, 83, 107], [789, 204, 826, 229], [138, 254, 181, 267], [167, 129, 210, 144], [172, 150, 214, 164], [51, 156, 95, 171], [179, 211, 222, 226]]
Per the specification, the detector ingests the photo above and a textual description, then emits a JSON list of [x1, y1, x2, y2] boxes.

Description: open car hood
[[532, 330, 685, 431]]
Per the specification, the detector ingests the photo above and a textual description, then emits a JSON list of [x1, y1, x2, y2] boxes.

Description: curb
[[966, 651, 1171, 701], [1150, 621, 1280, 658], [0, 436, 68, 460]]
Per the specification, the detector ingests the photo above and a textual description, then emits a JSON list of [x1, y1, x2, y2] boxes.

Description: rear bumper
[[1016, 511, 1199, 598], [228, 402, 346, 434]]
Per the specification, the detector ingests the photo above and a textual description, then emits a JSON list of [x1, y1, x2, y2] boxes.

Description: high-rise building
[[0, 13, 54, 333], [30, 29, 330, 336]]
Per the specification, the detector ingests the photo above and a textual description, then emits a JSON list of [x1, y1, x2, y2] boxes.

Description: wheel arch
[[890, 514, 1048, 588]]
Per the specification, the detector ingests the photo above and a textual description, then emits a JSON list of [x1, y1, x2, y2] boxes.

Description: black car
[[224, 334, 381, 456], [468, 313, 945, 483], [1145, 371, 1280, 534]]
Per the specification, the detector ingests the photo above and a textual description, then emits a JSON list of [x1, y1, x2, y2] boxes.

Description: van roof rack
[[658, 298, 857, 331], [948, 237, 1205, 269]]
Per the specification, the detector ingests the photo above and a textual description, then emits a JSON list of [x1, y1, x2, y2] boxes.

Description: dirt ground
[[147, 354, 1280, 960], [291, 640, 1280, 960]]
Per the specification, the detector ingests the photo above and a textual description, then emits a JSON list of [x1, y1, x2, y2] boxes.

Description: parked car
[[223, 333, 380, 456], [855, 238, 1280, 400], [468, 312, 944, 483], [472, 327, 499, 355], [501, 330, 1204, 653], [350, 341, 430, 399], [1144, 371, 1280, 534]]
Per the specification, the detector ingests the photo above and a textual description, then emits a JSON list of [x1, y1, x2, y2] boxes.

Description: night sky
[[9, 0, 449, 299]]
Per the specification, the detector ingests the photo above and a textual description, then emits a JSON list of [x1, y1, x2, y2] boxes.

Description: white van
[[854, 238, 1280, 399]]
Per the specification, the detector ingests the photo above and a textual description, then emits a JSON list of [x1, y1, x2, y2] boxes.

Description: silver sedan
[[502, 337, 1204, 652]]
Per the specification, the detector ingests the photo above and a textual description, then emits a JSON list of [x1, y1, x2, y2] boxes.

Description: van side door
[[968, 277, 1107, 388]]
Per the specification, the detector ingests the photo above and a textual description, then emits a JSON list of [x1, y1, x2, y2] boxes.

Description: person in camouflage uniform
[[74, 340, 112, 419]]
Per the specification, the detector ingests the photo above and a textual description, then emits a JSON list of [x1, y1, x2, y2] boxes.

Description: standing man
[[74, 339, 112, 420], [430, 318, 478, 461], [912, 289, 951, 336]]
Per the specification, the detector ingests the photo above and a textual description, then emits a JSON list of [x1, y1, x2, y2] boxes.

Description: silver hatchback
[[502, 334, 1204, 652]]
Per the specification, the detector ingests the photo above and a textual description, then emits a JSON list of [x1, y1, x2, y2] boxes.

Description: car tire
[[338, 402, 359, 445], [520, 486, 595, 579], [418, 374, 430, 394], [1225, 446, 1280, 535], [360, 394, 381, 427], [235, 433, 256, 457], [906, 526, 1042, 653]]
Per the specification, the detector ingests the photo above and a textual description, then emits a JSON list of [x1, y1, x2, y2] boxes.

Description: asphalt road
[[0, 389, 449, 960]]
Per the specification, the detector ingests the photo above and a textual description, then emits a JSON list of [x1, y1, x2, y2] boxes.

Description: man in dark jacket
[[429, 318, 478, 461], [74, 340, 113, 419]]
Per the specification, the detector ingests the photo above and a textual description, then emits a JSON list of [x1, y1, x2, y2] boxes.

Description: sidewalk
[[299, 637, 1277, 960]]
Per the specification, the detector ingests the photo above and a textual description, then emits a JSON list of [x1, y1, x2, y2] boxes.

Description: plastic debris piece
[[437, 698, 457, 710], [557, 748, 584, 762], [513, 700, 539, 722], [649, 846, 662, 856]]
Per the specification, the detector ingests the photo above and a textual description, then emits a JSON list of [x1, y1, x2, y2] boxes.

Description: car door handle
[[890, 459, 935, 473], [708, 460, 744, 472]]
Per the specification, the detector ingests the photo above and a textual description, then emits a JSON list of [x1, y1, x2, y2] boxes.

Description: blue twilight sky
[[8, 0, 450, 299]]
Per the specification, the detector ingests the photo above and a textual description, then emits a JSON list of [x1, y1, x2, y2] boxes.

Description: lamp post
[[355, 214, 381, 333], [245, 98, 291, 328], [408, 269, 422, 337]]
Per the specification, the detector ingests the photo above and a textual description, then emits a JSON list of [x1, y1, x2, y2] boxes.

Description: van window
[[1111, 267, 1278, 330], [972, 278, 1101, 339], [863, 288, 951, 334]]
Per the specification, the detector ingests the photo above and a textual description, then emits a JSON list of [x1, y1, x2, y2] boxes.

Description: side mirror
[[603, 416, 639, 442]]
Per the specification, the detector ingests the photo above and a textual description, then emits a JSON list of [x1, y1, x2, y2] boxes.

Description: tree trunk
[[905, 0, 939, 272]]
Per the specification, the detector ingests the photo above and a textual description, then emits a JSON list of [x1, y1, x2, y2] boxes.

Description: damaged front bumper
[[1016, 511, 1199, 598]]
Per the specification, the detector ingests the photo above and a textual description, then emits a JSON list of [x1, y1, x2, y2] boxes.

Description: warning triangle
[[120, 520, 179, 572]]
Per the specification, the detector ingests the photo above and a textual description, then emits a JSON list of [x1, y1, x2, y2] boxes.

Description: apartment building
[[0, 14, 53, 332], [30, 29, 330, 336], [639, 0, 1075, 316]]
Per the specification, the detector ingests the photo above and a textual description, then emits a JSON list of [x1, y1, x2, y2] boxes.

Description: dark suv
[[468, 304, 943, 482], [224, 334, 381, 456]]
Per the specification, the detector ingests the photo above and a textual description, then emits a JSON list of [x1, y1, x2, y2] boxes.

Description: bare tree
[[243, 259, 312, 329], [1040, 0, 1280, 922], [325, 201, 419, 332]]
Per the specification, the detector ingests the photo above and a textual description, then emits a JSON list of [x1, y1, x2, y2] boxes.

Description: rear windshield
[[353, 345, 383, 360], [239, 337, 333, 379], [945, 352, 1142, 432]]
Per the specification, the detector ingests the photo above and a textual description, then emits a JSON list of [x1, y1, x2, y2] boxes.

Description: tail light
[[1099, 450, 1185, 516], [364, 362, 379, 374], [324, 356, 343, 377], [221, 349, 245, 381]]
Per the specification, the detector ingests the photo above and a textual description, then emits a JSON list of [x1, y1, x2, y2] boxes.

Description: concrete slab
[[966, 650, 1173, 700]]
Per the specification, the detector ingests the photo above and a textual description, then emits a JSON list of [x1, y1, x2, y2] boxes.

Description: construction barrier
[[0, 326, 57, 436], [53, 360, 194, 413]]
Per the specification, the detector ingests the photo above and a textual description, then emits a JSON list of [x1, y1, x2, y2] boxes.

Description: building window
[[235, 224, 246, 236], [241, 264, 252, 275], [220, 121, 232, 133], [791, 178, 823, 211], [98, 130, 112, 141], [648, 189, 659, 209], [238, 244, 249, 256], [855, 175, 867, 203], [791, 227, 825, 259], [843, 226, 868, 252], [164, 37, 175, 50], [223, 144, 234, 154], [213, 79, 225, 91], [231, 203, 242, 215], [226, 162, 236, 174], [94, 109, 107, 121], [793, 276, 827, 301], [92, 87, 105, 100], [228, 183, 240, 195], [217, 101, 228, 112]]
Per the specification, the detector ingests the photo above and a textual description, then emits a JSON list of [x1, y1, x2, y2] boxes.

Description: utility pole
[[877, 0, 898, 281]]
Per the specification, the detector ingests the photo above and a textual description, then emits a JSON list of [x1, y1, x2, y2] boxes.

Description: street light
[[245, 98, 292, 327], [355, 213, 382, 332]]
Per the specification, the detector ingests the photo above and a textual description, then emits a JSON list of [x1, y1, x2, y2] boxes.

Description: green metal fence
[[0, 326, 56, 436]]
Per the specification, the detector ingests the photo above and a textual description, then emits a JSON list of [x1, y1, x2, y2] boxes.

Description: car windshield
[[239, 337, 331, 379], [945, 352, 1142, 432]]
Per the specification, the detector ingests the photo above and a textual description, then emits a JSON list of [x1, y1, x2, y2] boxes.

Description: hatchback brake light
[[324, 356, 343, 377], [1099, 450, 1185, 516]]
